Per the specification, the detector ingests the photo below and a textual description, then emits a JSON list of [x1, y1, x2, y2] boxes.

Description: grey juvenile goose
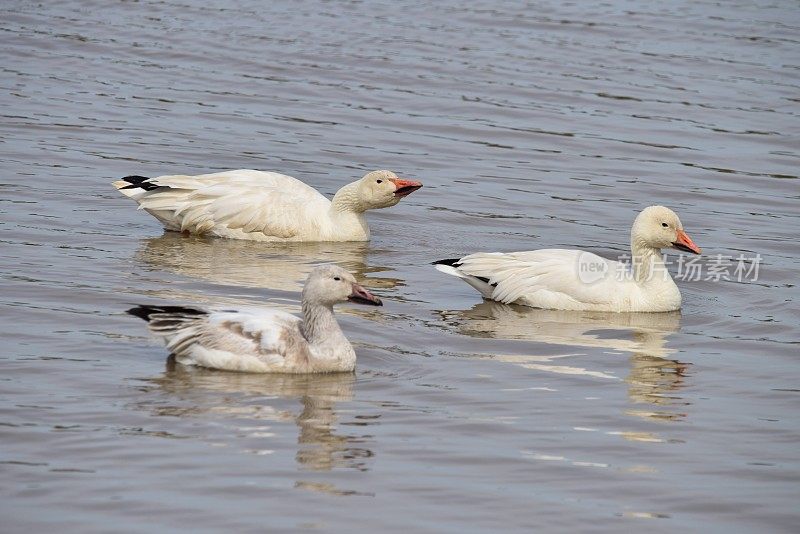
[[128, 265, 381, 373]]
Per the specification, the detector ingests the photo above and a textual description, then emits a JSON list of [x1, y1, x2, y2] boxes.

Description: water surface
[[2, 0, 799, 531]]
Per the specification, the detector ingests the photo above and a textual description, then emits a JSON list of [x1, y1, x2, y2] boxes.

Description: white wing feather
[[149, 308, 308, 373], [451, 250, 633, 310], [119, 170, 332, 239]]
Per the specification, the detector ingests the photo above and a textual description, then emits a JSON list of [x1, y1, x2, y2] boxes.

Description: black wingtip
[[122, 175, 151, 185], [126, 305, 208, 322], [432, 258, 493, 285], [127, 305, 155, 321], [432, 258, 463, 267], [119, 175, 166, 191]]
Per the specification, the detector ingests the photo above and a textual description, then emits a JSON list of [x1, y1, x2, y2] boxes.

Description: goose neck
[[301, 301, 342, 344], [630, 238, 668, 284], [331, 181, 367, 214]]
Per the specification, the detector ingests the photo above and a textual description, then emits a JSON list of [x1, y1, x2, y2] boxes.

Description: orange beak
[[389, 177, 423, 198], [672, 229, 701, 255]]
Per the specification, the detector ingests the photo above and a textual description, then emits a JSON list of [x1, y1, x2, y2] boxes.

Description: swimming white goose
[[113, 169, 422, 242], [127, 265, 382, 373], [434, 205, 702, 312]]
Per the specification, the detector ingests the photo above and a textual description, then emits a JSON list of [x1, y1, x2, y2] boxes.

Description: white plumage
[[434, 206, 702, 313], [113, 169, 422, 242], [128, 265, 383, 373]]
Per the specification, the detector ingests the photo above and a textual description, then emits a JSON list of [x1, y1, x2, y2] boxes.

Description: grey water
[[1, 0, 799, 532]]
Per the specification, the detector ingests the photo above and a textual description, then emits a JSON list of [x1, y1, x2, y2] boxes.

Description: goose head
[[355, 170, 423, 209], [302, 265, 382, 307], [631, 205, 701, 254]]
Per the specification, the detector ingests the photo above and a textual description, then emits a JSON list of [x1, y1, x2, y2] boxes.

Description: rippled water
[[2, 0, 799, 531]]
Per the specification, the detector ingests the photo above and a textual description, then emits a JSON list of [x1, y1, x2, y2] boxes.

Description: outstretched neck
[[630, 236, 670, 285], [328, 181, 370, 240], [331, 181, 367, 214], [301, 301, 344, 344]]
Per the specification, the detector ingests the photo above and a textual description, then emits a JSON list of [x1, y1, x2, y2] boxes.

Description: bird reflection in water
[[438, 302, 689, 421], [135, 232, 402, 292], [139, 357, 374, 472]]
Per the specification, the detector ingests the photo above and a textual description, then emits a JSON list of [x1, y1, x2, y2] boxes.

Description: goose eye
[[333, 277, 341, 281], [376, 179, 382, 184], [661, 222, 669, 228]]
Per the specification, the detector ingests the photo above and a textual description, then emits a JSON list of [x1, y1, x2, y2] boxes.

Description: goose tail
[[433, 257, 496, 299]]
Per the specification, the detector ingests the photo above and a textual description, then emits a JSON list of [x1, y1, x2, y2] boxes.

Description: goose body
[[113, 169, 422, 242], [128, 265, 382, 373], [434, 206, 702, 313]]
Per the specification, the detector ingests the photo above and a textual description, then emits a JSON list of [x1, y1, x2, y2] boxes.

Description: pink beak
[[389, 177, 423, 198], [348, 283, 382, 306], [672, 229, 702, 255]]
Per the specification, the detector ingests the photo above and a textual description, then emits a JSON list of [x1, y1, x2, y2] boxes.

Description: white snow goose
[[113, 169, 422, 242], [127, 265, 382, 373], [434, 205, 702, 312]]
